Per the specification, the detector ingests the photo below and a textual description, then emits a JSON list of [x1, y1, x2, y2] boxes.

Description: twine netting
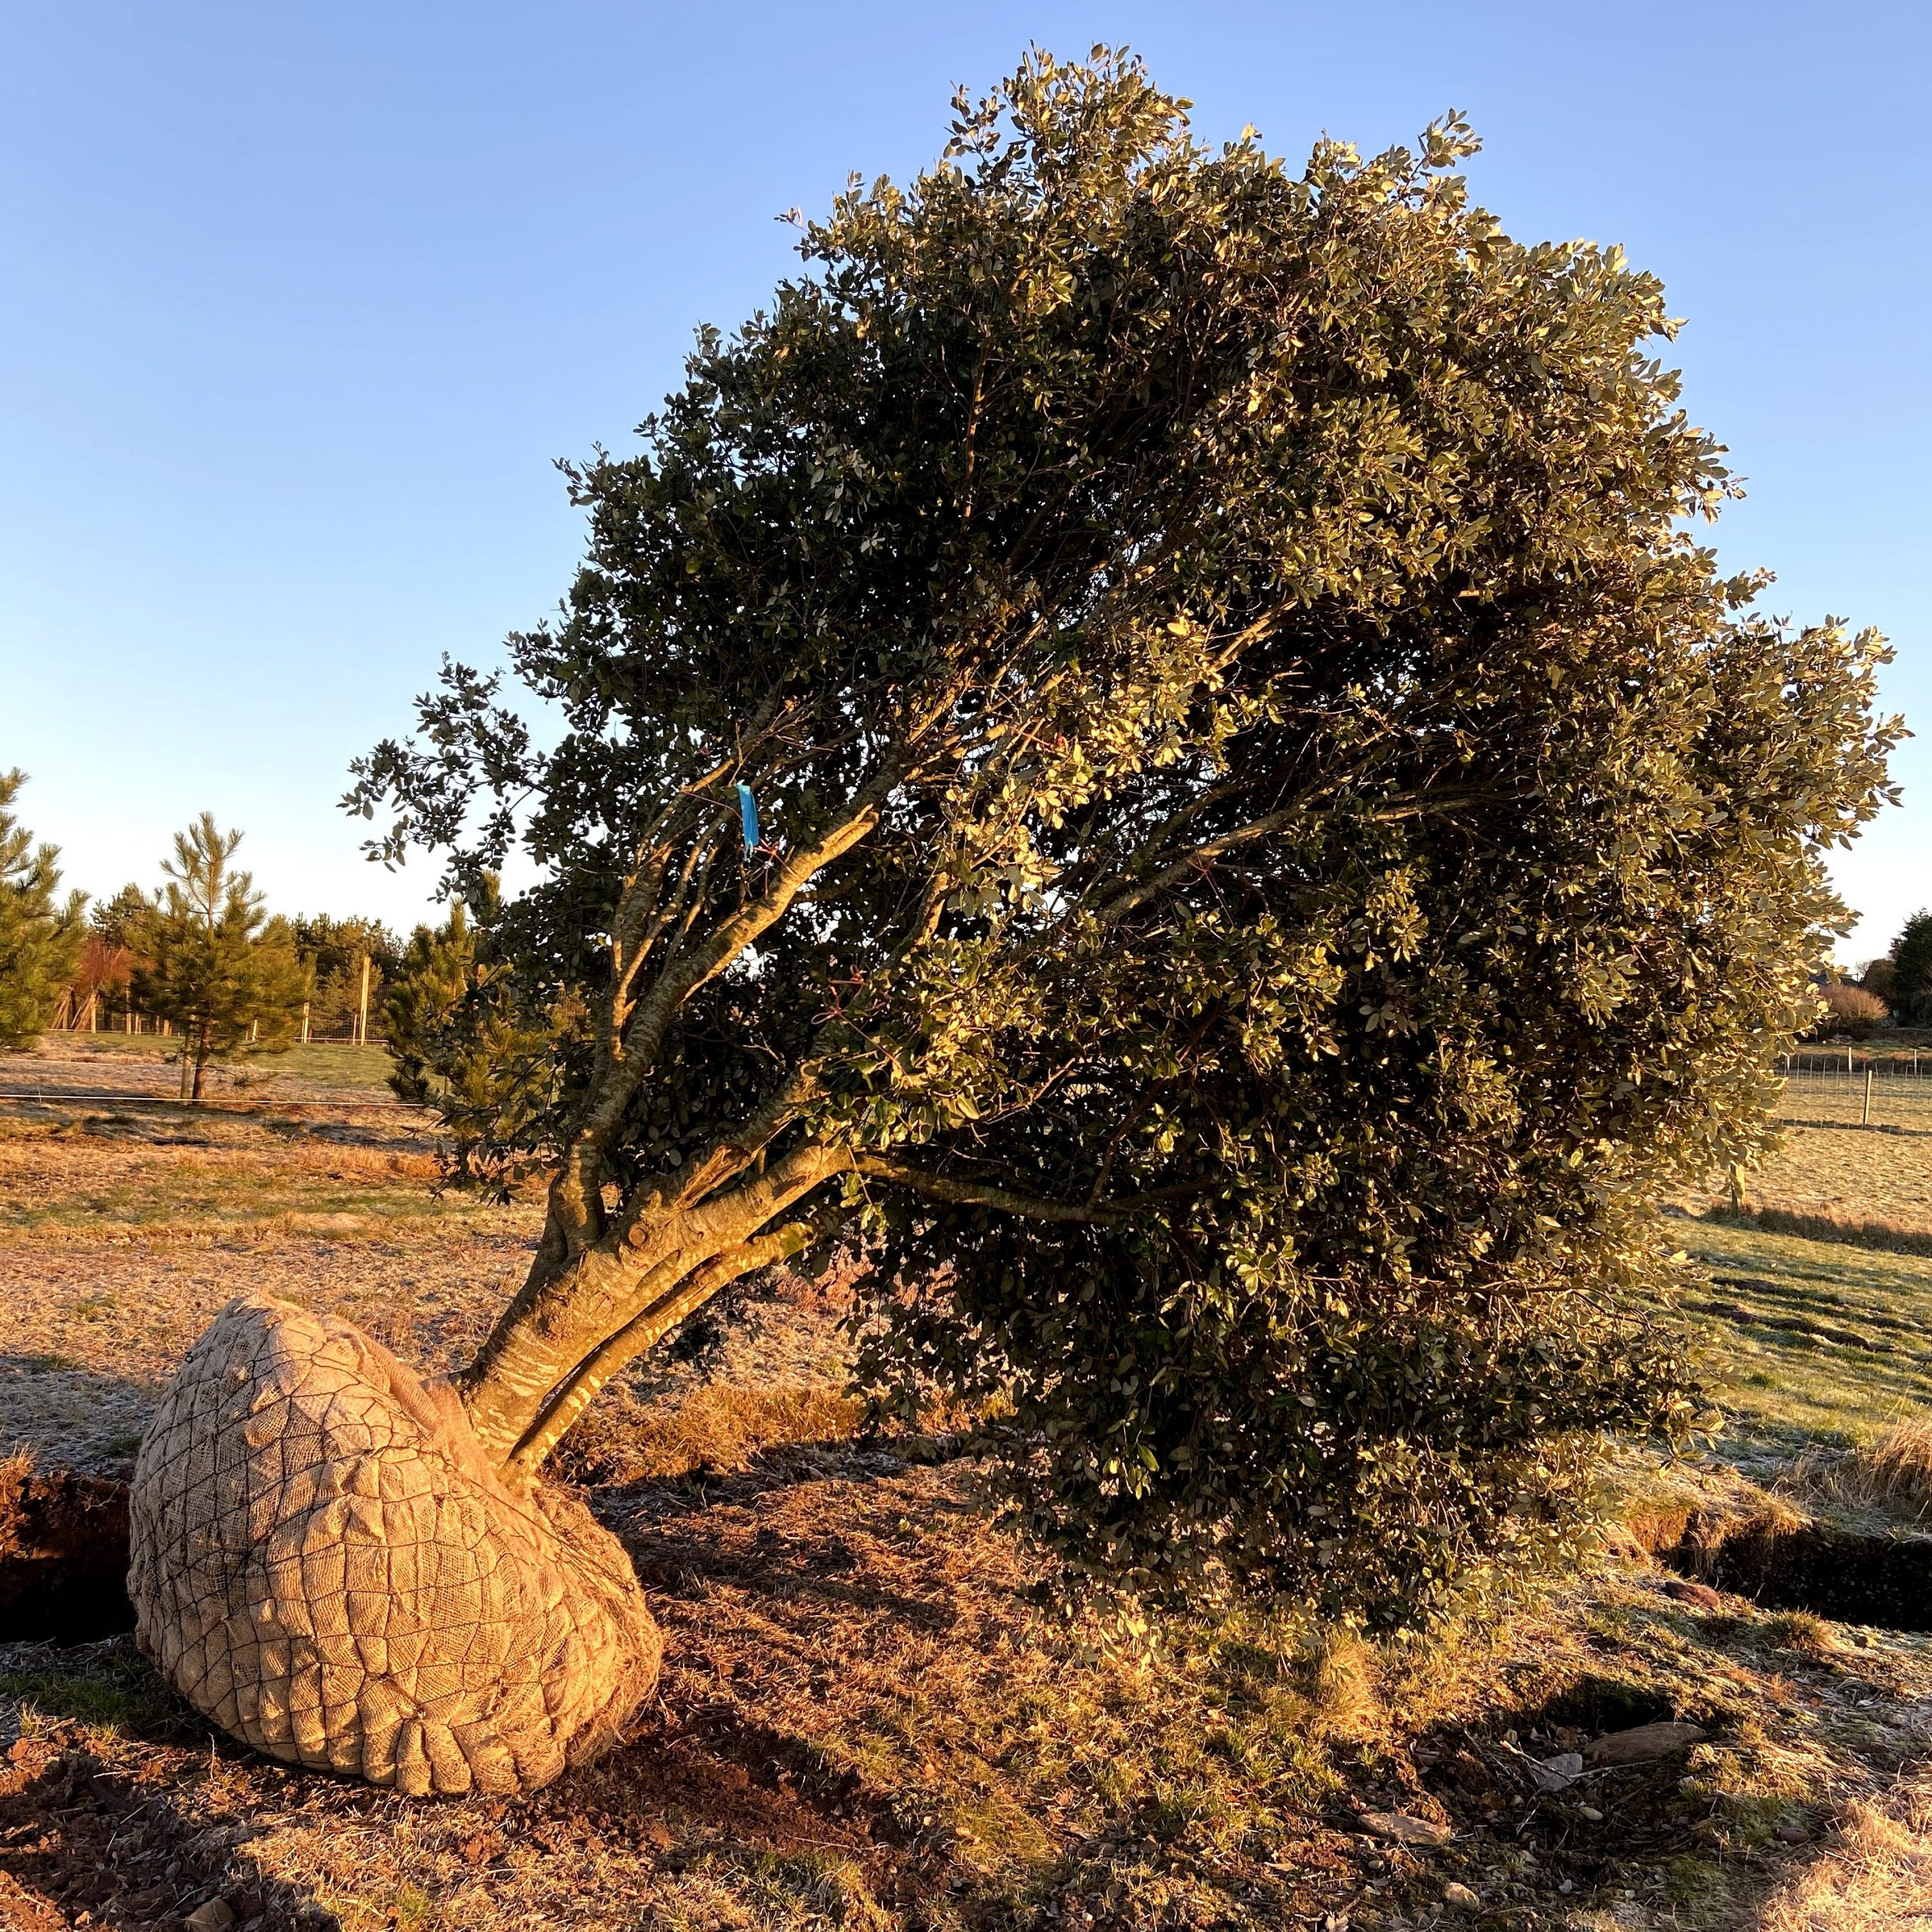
[[128, 1294, 661, 1795]]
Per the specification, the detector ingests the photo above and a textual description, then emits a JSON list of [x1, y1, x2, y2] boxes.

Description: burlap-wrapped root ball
[[128, 1294, 660, 1795]]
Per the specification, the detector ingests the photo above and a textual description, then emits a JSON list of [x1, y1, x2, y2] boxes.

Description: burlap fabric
[[128, 1295, 660, 1795]]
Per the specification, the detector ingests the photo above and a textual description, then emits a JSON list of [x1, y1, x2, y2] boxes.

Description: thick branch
[[854, 1154, 1127, 1222], [501, 1210, 839, 1482], [571, 770, 898, 1168], [1092, 786, 1524, 925]]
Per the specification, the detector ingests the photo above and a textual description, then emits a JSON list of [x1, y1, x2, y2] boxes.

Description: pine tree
[[0, 770, 85, 1049], [1890, 912, 1932, 1026], [129, 815, 308, 1097], [384, 887, 568, 1189], [91, 883, 153, 952]]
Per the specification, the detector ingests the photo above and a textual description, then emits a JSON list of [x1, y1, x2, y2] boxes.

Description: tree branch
[[854, 1154, 1128, 1222]]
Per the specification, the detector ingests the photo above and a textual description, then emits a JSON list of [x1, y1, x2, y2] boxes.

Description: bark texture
[[128, 1295, 660, 1795]]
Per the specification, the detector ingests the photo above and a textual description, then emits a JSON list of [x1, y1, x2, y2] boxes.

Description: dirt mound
[[0, 1461, 132, 1641]]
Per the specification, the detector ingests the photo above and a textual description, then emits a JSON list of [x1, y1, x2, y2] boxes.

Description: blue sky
[[3, 2, 1926, 961]]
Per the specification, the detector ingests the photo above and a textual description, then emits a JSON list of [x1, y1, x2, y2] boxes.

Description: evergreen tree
[[343, 56, 1898, 1618], [91, 883, 154, 952], [1890, 911, 1932, 1026], [385, 888, 566, 1187], [130, 815, 308, 1097], [0, 770, 84, 1049], [289, 912, 402, 1041]]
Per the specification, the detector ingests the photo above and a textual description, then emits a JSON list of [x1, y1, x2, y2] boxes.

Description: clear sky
[[4, 2, 1925, 961]]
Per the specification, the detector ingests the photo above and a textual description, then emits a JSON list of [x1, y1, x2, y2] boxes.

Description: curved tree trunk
[[125, 753, 1093, 1793]]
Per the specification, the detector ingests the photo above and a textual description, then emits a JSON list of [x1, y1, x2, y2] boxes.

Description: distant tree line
[[0, 771, 408, 1093]]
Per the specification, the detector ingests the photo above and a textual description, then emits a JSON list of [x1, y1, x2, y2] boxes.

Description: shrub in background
[[1819, 980, 1887, 1038], [385, 889, 571, 1190]]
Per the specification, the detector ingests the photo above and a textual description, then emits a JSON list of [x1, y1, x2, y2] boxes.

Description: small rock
[[1577, 1802, 1604, 1823], [1360, 1810, 1453, 1847], [1663, 1577, 1724, 1611], [1441, 1881, 1481, 1911], [1533, 1750, 1584, 1792], [186, 1901, 237, 1932], [1582, 1721, 1707, 1767]]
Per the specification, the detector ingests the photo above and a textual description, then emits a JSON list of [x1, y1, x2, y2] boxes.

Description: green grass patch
[[1673, 1216, 1932, 1454], [30, 1033, 399, 1094], [0, 1646, 198, 1743]]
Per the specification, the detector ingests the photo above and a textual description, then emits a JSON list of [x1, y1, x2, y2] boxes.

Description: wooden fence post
[[1863, 1065, 1875, 1127], [356, 955, 371, 1047]]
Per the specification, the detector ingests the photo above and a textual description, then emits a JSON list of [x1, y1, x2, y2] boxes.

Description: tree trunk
[[455, 1141, 847, 1484], [128, 783, 891, 1793]]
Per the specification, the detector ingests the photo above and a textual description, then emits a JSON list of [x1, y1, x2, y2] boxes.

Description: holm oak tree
[[128, 53, 1897, 1795]]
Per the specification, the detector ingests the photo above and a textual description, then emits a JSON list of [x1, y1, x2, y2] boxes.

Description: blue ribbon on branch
[[736, 782, 761, 855]]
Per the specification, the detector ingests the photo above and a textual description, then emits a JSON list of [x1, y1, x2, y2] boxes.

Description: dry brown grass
[[1757, 1778, 1932, 1931], [558, 1379, 869, 1483], [1684, 1081, 1932, 1247], [1788, 1419, 1932, 1522]]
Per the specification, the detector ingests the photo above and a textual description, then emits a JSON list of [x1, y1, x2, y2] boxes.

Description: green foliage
[[88, 881, 152, 952], [1888, 910, 1932, 1024], [349, 52, 1897, 1622], [129, 814, 308, 1097], [289, 911, 401, 1039], [384, 888, 570, 1189], [0, 769, 85, 1049]]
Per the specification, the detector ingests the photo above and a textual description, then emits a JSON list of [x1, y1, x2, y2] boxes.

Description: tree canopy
[[350, 52, 1898, 1622]]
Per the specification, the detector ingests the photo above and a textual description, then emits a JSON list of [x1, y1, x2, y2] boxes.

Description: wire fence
[[1779, 1059, 1932, 1131], [1780, 1050, 1932, 1078], [42, 1004, 385, 1047]]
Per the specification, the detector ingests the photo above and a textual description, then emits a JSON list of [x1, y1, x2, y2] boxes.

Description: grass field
[[5, 1043, 1932, 1930], [20, 1032, 400, 1093]]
